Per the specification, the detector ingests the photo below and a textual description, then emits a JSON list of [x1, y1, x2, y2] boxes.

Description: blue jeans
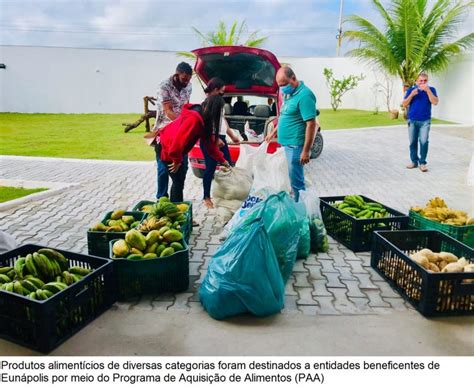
[[284, 145, 305, 202], [408, 119, 431, 166], [154, 144, 188, 199], [200, 135, 233, 199]]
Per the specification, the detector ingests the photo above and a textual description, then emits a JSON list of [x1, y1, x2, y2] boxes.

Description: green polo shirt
[[277, 81, 317, 146]]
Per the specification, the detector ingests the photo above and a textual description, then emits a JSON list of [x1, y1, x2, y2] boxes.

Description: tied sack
[[199, 218, 285, 320]]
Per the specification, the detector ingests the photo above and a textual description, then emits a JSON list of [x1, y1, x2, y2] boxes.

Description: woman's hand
[[168, 162, 181, 173]]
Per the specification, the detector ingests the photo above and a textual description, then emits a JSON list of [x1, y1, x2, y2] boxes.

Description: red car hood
[[192, 46, 281, 95]]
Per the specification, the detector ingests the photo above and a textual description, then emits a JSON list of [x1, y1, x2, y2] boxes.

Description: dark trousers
[[200, 135, 232, 199], [155, 144, 188, 201]]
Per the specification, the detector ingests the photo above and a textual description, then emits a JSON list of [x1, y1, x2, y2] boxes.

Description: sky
[[0, 0, 472, 57]]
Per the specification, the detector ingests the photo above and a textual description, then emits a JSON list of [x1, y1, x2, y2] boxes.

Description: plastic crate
[[371, 230, 474, 317], [87, 211, 145, 258], [0, 245, 114, 353], [320, 195, 409, 252], [409, 210, 474, 248], [132, 200, 193, 242], [109, 239, 189, 300]]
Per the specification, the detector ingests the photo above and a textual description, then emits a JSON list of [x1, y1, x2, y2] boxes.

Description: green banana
[[5, 282, 14, 292], [42, 289, 54, 298], [62, 271, 75, 285], [33, 252, 50, 280], [24, 254, 38, 277], [43, 282, 68, 294], [14, 257, 26, 279], [69, 266, 92, 276], [13, 280, 26, 295], [6, 269, 16, 280], [0, 266, 13, 274], [35, 289, 48, 300], [37, 248, 68, 270], [21, 280, 38, 293], [70, 273, 84, 283], [25, 276, 45, 289], [28, 291, 37, 300], [0, 274, 11, 283]]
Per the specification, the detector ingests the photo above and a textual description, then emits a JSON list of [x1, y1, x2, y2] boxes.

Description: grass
[[319, 109, 453, 130], [0, 111, 454, 161], [0, 186, 48, 203]]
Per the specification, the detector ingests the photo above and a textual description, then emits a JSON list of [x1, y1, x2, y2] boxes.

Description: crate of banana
[[409, 197, 474, 248], [132, 197, 193, 242], [0, 245, 114, 353], [371, 230, 473, 317], [109, 227, 189, 299], [87, 210, 145, 258], [320, 195, 409, 252]]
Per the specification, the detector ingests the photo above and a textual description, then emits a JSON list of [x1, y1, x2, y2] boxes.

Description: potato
[[410, 253, 430, 269], [441, 263, 464, 273], [457, 257, 469, 267], [418, 248, 438, 262], [439, 252, 458, 263], [438, 260, 448, 271], [427, 263, 440, 272]]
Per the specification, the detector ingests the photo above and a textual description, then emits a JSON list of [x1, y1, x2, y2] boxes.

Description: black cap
[[176, 62, 193, 75]]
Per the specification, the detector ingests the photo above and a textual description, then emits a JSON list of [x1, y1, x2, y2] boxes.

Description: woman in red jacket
[[157, 95, 230, 202]]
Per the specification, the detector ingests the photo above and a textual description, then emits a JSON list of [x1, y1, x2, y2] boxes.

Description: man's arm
[[300, 120, 316, 165], [163, 101, 178, 121], [402, 88, 418, 109], [420, 85, 439, 105]]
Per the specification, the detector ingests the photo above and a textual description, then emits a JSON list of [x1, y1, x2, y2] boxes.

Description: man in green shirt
[[265, 66, 317, 201]]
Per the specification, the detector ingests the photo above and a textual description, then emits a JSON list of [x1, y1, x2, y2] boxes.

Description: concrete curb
[[0, 179, 80, 211]]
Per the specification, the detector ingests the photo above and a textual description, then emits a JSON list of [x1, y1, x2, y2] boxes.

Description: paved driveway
[[0, 125, 473, 355]]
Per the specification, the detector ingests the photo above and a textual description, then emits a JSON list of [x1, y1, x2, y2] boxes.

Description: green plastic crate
[[409, 210, 474, 248], [109, 239, 189, 300], [132, 200, 193, 242], [87, 211, 145, 258]]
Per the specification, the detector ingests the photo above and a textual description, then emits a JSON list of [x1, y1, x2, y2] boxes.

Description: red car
[[189, 45, 323, 178]]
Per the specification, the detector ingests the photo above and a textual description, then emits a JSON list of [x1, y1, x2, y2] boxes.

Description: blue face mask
[[280, 84, 296, 95]]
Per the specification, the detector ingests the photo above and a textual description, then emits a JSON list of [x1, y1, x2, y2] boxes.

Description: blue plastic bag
[[231, 192, 303, 282], [199, 219, 285, 320]]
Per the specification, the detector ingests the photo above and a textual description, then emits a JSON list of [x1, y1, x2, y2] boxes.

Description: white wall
[[0, 45, 472, 123]]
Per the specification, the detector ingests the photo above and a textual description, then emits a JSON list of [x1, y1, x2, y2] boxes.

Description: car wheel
[[191, 167, 205, 179], [310, 131, 323, 159]]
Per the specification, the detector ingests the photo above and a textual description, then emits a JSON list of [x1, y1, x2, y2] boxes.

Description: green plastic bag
[[299, 190, 329, 253], [199, 218, 285, 320], [231, 192, 304, 282]]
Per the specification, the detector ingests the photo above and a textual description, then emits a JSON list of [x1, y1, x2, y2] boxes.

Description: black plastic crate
[[320, 195, 409, 252], [0, 245, 114, 353], [87, 211, 145, 258], [371, 230, 474, 317], [109, 239, 189, 300], [132, 200, 193, 242]]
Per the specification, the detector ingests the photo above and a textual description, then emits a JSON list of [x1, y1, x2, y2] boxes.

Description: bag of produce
[[199, 218, 285, 320], [231, 192, 304, 282], [299, 190, 329, 253]]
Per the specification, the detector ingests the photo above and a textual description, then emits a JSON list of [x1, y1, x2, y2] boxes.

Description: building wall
[[0, 45, 472, 123]]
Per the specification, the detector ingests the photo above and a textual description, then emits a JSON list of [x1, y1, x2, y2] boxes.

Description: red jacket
[[158, 104, 225, 165]]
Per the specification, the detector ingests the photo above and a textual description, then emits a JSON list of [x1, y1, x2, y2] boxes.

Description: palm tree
[[343, 0, 474, 91], [178, 20, 267, 59]]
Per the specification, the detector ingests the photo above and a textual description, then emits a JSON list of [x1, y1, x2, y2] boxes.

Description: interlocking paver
[[295, 287, 317, 305], [341, 280, 367, 298], [293, 271, 311, 288], [1, 125, 471, 319], [324, 272, 345, 288]]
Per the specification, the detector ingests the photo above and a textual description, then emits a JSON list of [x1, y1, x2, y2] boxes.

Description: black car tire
[[310, 131, 323, 159]]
